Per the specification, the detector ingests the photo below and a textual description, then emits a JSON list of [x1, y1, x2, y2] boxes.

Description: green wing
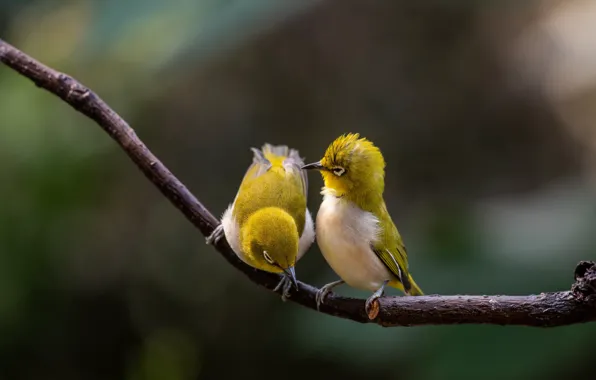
[[240, 144, 307, 198], [280, 146, 308, 199], [232, 144, 307, 233], [371, 203, 412, 292]]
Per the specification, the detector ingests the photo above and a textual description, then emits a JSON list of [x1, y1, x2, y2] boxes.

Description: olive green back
[[232, 144, 307, 236]]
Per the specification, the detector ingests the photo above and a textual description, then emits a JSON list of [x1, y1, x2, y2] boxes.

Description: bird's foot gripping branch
[[1, 37, 596, 327]]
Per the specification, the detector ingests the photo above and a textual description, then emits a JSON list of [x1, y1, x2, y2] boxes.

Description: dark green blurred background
[[2, 0, 596, 379]]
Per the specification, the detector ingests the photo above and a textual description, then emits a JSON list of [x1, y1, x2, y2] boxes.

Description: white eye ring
[[263, 251, 274, 264], [332, 167, 346, 176]]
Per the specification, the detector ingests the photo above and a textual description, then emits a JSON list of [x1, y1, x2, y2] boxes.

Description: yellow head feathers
[[303, 133, 386, 199], [241, 207, 299, 273]]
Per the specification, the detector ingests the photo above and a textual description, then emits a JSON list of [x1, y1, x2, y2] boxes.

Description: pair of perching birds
[[207, 133, 423, 314]]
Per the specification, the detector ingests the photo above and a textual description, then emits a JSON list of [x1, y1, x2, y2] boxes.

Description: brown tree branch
[[2, 38, 595, 327]]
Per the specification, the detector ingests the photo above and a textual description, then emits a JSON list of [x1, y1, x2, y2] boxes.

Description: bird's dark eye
[[263, 251, 274, 264], [332, 167, 346, 176]]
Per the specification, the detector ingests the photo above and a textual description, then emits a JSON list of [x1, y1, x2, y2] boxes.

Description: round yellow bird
[[302, 133, 423, 313], [207, 144, 315, 300]]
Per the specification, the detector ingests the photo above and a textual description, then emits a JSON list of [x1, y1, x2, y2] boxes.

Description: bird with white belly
[[302, 133, 423, 314], [207, 144, 315, 301]]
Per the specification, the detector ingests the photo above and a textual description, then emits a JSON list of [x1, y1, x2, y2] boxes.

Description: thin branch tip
[[2, 38, 595, 327]]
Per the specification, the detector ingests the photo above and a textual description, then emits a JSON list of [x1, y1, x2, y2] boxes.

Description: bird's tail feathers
[[249, 143, 308, 195], [406, 275, 424, 296], [257, 143, 304, 166], [262, 144, 289, 159]]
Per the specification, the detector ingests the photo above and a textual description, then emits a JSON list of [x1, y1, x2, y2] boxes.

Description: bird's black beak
[[302, 161, 324, 171], [283, 266, 298, 290]]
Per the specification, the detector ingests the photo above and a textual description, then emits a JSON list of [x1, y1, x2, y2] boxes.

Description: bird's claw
[[315, 286, 332, 310], [274, 276, 293, 302], [206, 224, 224, 245], [365, 294, 382, 319], [365, 280, 389, 320], [315, 280, 345, 310]]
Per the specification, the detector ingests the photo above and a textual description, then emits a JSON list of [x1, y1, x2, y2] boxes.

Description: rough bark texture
[[2, 38, 595, 327]]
